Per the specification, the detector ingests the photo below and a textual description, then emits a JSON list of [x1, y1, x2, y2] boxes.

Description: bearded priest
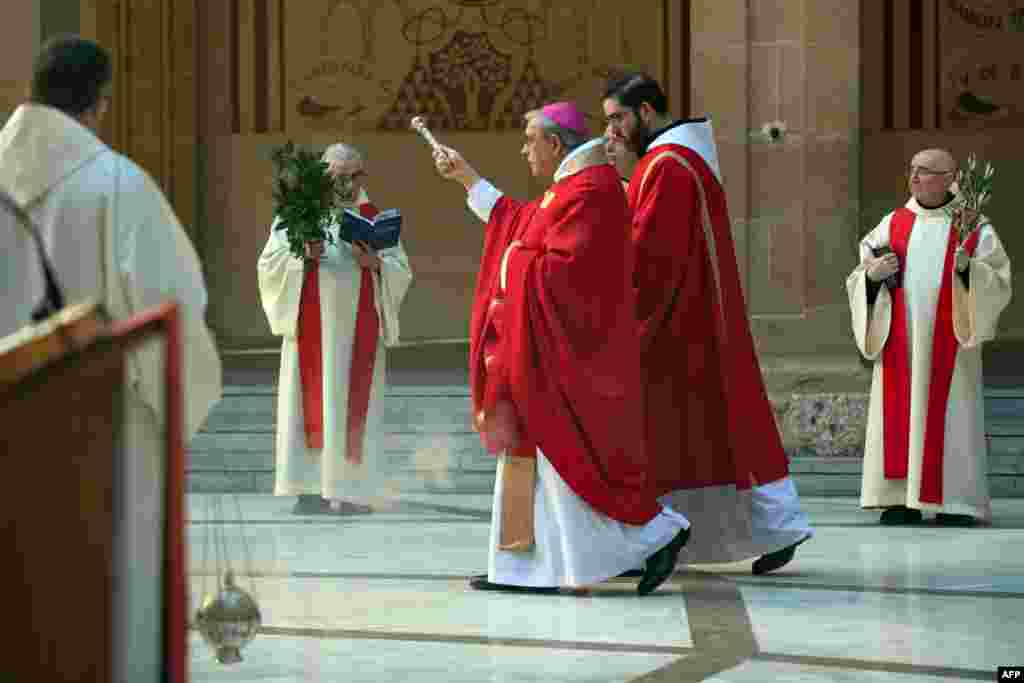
[[430, 102, 690, 595], [848, 148, 1011, 527], [602, 72, 813, 576], [258, 142, 412, 516]]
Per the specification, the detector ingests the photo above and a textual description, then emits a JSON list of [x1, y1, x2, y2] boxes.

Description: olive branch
[[946, 153, 995, 244]]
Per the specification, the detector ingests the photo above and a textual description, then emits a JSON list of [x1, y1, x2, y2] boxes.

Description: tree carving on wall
[[297, 1, 636, 132], [493, 58, 564, 130], [377, 54, 456, 129], [377, 1, 565, 131]]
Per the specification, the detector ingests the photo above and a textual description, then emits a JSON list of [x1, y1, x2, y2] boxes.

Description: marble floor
[[186, 493, 1024, 682]]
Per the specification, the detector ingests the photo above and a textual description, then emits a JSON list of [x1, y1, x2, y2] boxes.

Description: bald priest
[[848, 148, 1011, 527]]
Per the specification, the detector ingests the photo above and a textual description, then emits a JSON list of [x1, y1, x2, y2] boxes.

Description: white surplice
[[0, 103, 223, 683], [257, 190, 412, 502], [468, 141, 690, 588], [489, 450, 689, 588], [847, 196, 1012, 520]]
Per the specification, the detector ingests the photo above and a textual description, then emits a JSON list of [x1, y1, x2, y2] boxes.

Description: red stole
[[882, 208, 980, 503], [296, 202, 380, 464]]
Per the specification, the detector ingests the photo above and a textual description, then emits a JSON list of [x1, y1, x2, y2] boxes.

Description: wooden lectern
[[0, 301, 188, 682]]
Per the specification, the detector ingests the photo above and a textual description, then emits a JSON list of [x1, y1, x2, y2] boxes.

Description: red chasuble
[[296, 202, 380, 463], [627, 143, 789, 496], [469, 162, 662, 526], [881, 208, 980, 504]]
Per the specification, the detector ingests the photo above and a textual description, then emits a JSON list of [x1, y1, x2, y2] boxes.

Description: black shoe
[[292, 495, 330, 515], [935, 513, 977, 527], [879, 506, 923, 525], [752, 535, 810, 576], [616, 569, 645, 579], [638, 527, 690, 596], [468, 575, 559, 594], [328, 500, 373, 515]]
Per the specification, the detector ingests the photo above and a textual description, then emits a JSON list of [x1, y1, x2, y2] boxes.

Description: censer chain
[[231, 492, 259, 601], [215, 493, 231, 587], [200, 493, 214, 606]]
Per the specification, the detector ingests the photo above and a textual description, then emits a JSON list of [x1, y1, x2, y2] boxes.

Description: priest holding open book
[[258, 142, 412, 515]]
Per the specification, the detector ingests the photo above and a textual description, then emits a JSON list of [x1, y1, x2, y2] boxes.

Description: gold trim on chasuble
[[497, 141, 618, 553], [498, 454, 536, 551], [638, 151, 727, 345]]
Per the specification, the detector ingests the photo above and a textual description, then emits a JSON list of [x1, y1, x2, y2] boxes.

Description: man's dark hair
[[30, 35, 112, 117], [602, 71, 668, 115]]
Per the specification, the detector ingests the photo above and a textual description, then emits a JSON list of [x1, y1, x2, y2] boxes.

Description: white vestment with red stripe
[[258, 189, 412, 502], [847, 197, 1011, 520]]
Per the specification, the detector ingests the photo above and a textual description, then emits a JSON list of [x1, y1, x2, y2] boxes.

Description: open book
[[339, 208, 402, 250]]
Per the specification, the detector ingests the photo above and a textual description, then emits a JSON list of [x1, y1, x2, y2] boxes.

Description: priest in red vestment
[[602, 73, 813, 575], [430, 102, 690, 594]]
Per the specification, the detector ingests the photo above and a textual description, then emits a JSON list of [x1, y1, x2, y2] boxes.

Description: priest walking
[[430, 102, 690, 595], [848, 148, 1011, 526], [258, 142, 412, 515], [602, 72, 813, 575]]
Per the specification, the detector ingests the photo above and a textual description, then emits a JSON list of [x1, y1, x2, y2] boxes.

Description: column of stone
[[691, 0, 869, 488]]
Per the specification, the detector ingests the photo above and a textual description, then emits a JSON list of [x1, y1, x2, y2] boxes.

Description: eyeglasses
[[909, 166, 953, 178]]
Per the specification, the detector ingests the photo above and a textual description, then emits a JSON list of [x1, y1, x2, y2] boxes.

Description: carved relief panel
[[281, 0, 668, 136], [940, 0, 1024, 128]]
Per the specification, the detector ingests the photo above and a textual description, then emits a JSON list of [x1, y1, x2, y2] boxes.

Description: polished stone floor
[[187, 493, 1024, 682]]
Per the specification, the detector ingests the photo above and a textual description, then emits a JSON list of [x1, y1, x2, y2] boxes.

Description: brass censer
[[195, 569, 261, 664], [196, 494, 262, 664]]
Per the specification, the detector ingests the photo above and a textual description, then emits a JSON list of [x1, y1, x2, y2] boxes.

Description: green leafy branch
[[270, 141, 336, 260]]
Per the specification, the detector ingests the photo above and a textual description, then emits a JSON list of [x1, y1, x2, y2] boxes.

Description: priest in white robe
[[0, 35, 222, 682], [848, 148, 1012, 526], [258, 142, 412, 515]]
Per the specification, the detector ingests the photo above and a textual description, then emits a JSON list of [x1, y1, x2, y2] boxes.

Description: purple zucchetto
[[540, 101, 590, 138]]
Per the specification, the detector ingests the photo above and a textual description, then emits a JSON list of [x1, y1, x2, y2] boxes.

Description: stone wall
[[690, 0, 872, 467], [691, 0, 862, 355]]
